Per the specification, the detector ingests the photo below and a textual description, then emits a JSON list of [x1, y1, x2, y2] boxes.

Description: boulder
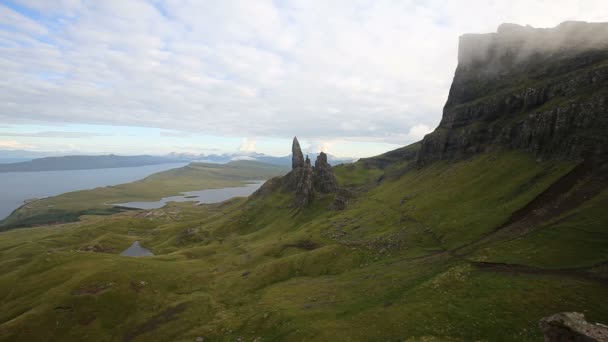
[[539, 312, 608, 341]]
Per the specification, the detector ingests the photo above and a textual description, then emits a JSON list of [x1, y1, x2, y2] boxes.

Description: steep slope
[[0, 22, 607, 342]]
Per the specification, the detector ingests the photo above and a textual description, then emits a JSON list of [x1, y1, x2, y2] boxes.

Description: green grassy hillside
[[0, 150, 605, 341], [0, 160, 288, 230]]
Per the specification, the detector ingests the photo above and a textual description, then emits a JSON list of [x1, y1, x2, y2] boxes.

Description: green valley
[[0, 149, 606, 341], [0, 161, 288, 230]]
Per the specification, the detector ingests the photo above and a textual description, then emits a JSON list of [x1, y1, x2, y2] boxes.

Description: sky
[[0, 0, 606, 157]]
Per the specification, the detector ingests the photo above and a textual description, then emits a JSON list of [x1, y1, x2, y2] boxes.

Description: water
[[114, 181, 265, 209], [0, 163, 187, 220], [121, 241, 154, 257]]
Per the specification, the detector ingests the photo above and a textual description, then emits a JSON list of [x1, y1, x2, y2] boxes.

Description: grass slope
[[0, 151, 606, 341], [0, 160, 288, 229]]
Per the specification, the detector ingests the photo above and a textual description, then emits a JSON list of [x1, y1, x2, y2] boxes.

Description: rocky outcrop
[[417, 21, 608, 166], [540, 312, 608, 341], [313, 152, 338, 193], [282, 137, 339, 207], [294, 156, 314, 206], [292, 137, 305, 169], [329, 188, 352, 211], [283, 138, 315, 207]]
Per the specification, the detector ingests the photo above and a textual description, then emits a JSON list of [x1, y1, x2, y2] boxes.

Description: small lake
[[0, 163, 188, 220], [121, 241, 154, 257], [113, 181, 265, 210]]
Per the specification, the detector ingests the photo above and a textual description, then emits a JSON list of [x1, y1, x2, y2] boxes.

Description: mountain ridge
[[0, 151, 354, 172], [0, 154, 185, 173]]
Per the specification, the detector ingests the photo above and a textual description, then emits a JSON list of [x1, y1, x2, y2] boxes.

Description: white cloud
[[160, 131, 193, 138], [306, 140, 339, 155], [231, 155, 256, 161], [239, 137, 257, 152], [0, 140, 33, 149], [0, 0, 606, 149], [0, 5, 48, 36], [407, 124, 433, 142], [0, 131, 109, 138]]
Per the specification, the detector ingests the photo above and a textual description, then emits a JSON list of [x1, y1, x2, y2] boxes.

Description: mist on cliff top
[[459, 21, 608, 67]]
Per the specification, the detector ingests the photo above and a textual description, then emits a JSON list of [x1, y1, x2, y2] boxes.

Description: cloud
[[0, 131, 109, 138], [239, 137, 257, 152], [0, 1, 606, 148], [160, 131, 193, 137], [231, 155, 256, 161], [406, 124, 433, 142], [0, 5, 48, 36], [0, 140, 33, 149], [306, 140, 338, 155]]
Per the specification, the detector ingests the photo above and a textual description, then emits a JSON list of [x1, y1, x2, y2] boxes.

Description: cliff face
[[417, 21, 608, 165]]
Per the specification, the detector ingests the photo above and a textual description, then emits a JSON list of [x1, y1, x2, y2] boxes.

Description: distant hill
[[0, 150, 59, 164], [0, 150, 355, 169], [0, 154, 185, 173], [167, 151, 356, 166]]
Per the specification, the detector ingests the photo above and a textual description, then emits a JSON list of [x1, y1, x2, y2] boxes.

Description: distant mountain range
[[0, 154, 186, 173], [0, 150, 355, 172], [166, 151, 356, 166], [0, 150, 62, 164]]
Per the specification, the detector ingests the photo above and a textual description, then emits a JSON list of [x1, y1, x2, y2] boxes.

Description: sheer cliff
[[417, 21, 608, 165]]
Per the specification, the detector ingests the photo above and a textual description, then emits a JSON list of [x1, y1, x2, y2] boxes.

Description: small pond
[[121, 241, 154, 257], [113, 181, 264, 210]]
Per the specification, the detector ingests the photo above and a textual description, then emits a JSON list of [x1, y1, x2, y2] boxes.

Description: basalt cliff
[[416, 21, 608, 166]]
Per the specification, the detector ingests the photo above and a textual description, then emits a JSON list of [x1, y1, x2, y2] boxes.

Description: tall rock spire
[[283, 138, 338, 207], [313, 152, 338, 193], [292, 137, 304, 169]]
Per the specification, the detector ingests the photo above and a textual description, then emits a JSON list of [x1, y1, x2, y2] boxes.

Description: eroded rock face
[[313, 152, 338, 193], [283, 138, 315, 207], [294, 157, 314, 206], [417, 21, 608, 166], [283, 155, 314, 207], [540, 312, 608, 341], [282, 138, 339, 207], [292, 137, 305, 169]]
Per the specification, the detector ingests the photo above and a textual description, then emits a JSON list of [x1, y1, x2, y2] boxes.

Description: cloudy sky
[[1, 0, 606, 157]]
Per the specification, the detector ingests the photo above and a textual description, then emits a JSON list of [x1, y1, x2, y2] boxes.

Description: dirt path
[[471, 261, 608, 285]]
